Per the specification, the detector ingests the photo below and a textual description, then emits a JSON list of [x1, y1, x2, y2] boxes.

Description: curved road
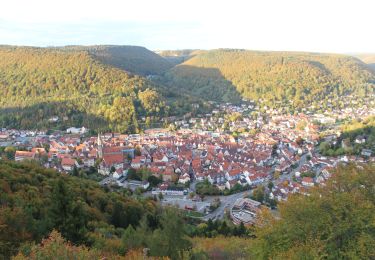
[[203, 190, 250, 221]]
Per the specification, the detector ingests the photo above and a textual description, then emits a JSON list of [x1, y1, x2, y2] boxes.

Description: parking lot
[[161, 196, 210, 213]]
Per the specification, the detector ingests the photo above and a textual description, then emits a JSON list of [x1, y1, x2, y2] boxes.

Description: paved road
[[190, 180, 198, 192], [274, 153, 308, 185], [203, 190, 251, 221], [99, 176, 114, 185]]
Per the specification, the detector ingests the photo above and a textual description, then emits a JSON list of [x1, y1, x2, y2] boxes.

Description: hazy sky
[[0, 0, 374, 53]]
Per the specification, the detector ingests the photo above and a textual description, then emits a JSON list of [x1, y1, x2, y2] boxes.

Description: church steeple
[[97, 133, 103, 158]]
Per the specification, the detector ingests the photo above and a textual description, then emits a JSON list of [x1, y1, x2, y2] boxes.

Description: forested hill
[[163, 49, 375, 106], [67, 45, 173, 75], [0, 46, 169, 132], [1, 46, 374, 131]]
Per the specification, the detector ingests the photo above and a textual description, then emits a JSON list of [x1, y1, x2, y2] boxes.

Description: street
[[203, 190, 250, 220]]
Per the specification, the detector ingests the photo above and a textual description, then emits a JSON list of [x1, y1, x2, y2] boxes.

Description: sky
[[0, 0, 374, 53]]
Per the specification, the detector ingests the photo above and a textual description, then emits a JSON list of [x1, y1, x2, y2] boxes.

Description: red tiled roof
[[228, 168, 242, 176], [302, 177, 314, 183], [15, 151, 35, 158], [132, 156, 143, 164], [103, 154, 123, 165], [61, 157, 76, 166], [103, 146, 124, 154]]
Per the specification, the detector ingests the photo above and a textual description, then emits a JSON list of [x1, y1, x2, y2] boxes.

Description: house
[[226, 179, 239, 189], [66, 127, 87, 134], [15, 151, 36, 161], [126, 180, 150, 191], [160, 166, 174, 182], [151, 183, 188, 196], [101, 146, 135, 160], [0, 133, 10, 140], [195, 171, 206, 181], [99, 154, 124, 175], [270, 188, 289, 201], [275, 160, 291, 173], [216, 180, 227, 191], [153, 153, 169, 163], [178, 173, 191, 184], [247, 173, 266, 186], [355, 136, 366, 144], [238, 177, 248, 187], [226, 168, 242, 181], [83, 158, 95, 167], [61, 158, 77, 172], [131, 156, 145, 169], [113, 168, 124, 179], [301, 177, 314, 187]]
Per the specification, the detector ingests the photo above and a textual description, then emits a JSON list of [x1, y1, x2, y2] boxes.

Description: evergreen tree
[[149, 208, 192, 259]]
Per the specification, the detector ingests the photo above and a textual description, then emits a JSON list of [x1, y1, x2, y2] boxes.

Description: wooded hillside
[[81, 45, 173, 75], [163, 49, 375, 106], [0, 160, 374, 259], [0, 46, 168, 132]]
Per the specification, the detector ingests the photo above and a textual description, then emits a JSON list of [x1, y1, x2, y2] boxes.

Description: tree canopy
[[164, 49, 375, 107], [0, 46, 169, 132], [254, 163, 375, 259]]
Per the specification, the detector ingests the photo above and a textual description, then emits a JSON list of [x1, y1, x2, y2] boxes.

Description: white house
[[61, 158, 78, 172], [66, 127, 87, 134], [178, 173, 191, 184]]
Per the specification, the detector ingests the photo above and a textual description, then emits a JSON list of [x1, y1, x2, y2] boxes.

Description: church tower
[[97, 133, 103, 158]]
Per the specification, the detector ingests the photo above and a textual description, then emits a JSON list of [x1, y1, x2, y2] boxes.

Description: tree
[[4, 146, 16, 160], [110, 202, 127, 228], [148, 175, 162, 187], [49, 179, 88, 244], [0, 207, 32, 258], [138, 89, 164, 114], [319, 141, 330, 153], [218, 221, 230, 236], [252, 186, 265, 203], [254, 163, 375, 259], [267, 198, 277, 209], [235, 222, 247, 237], [296, 136, 304, 146], [0, 47, 169, 132], [127, 168, 141, 181], [0, 160, 160, 257], [134, 146, 142, 156], [296, 121, 307, 131], [14, 230, 102, 259], [121, 225, 140, 253], [149, 208, 192, 259], [72, 165, 79, 176], [49, 179, 73, 238]]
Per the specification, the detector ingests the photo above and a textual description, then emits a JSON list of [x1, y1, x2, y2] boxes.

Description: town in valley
[[2, 98, 374, 225]]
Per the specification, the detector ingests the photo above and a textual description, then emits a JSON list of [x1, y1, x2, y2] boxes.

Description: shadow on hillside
[[0, 101, 109, 131], [88, 46, 173, 76], [164, 65, 242, 103], [307, 61, 330, 74]]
